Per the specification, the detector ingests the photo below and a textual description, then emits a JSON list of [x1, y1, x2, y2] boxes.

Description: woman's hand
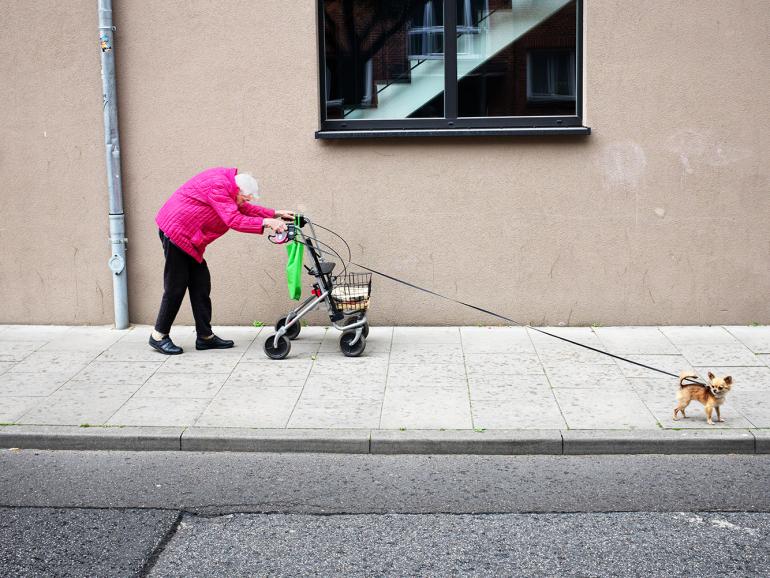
[[263, 218, 287, 233], [275, 210, 295, 221]]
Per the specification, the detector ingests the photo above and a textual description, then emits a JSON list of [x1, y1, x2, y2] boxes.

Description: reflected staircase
[[344, 0, 571, 120]]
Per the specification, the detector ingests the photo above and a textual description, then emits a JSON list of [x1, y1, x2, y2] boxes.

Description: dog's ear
[[724, 376, 733, 386], [708, 371, 716, 380]]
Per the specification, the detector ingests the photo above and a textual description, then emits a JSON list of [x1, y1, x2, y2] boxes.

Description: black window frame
[[315, 0, 589, 139]]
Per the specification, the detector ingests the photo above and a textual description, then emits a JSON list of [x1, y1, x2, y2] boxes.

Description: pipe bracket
[[108, 254, 125, 275]]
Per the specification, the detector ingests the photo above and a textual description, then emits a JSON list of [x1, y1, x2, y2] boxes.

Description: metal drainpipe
[[98, 0, 129, 329]]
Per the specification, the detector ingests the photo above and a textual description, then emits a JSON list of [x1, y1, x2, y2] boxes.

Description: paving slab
[[156, 351, 242, 374], [471, 394, 566, 429], [724, 326, 770, 353], [389, 343, 464, 365], [392, 327, 461, 345], [464, 353, 544, 376], [106, 397, 211, 427], [181, 427, 369, 453], [562, 429, 755, 454], [370, 429, 562, 454], [9, 352, 95, 378], [0, 425, 183, 450], [460, 327, 535, 354], [544, 363, 630, 389], [0, 372, 69, 397], [69, 360, 163, 385], [593, 326, 678, 354], [380, 387, 472, 430], [676, 343, 763, 366], [288, 397, 383, 429], [0, 397, 42, 423], [468, 374, 551, 400], [614, 355, 692, 379], [553, 389, 657, 429], [0, 341, 46, 362], [134, 372, 229, 398], [659, 326, 739, 345], [307, 355, 389, 377], [625, 376, 678, 396], [537, 348, 617, 365], [528, 327, 606, 353], [16, 388, 135, 426], [224, 362, 309, 388], [729, 391, 770, 428], [194, 387, 301, 428], [299, 374, 386, 401], [36, 327, 125, 353], [387, 363, 467, 387]]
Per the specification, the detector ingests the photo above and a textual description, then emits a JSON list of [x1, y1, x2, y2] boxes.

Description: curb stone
[[0, 425, 184, 451], [562, 429, 756, 455], [753, 430, 770, 453], [181, 427, 370, 453], [0, 425, 764, 455], [370, 429, 562, 454]]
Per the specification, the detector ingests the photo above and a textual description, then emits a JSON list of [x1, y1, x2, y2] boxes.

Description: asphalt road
[[150, 512, 770, 577], [2, 450, 769, 514], [1, 450, 768, 576]]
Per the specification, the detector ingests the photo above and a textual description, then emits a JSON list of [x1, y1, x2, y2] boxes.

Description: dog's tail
[[679, 371, 701, 388]]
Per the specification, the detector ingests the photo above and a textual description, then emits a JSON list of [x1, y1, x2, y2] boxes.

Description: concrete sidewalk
[[0, 324, 768, 454]]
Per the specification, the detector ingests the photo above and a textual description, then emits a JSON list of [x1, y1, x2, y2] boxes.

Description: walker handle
[[268, 223, 296, 245]]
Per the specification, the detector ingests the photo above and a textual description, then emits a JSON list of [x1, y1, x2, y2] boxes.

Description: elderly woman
[[149, 167, 293, 355]]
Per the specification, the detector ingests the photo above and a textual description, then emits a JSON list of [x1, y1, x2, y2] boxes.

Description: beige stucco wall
[[1, 1, 768, 326]]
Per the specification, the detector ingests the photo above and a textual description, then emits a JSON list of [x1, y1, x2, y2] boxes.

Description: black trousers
[[154, 229, 213, 336]]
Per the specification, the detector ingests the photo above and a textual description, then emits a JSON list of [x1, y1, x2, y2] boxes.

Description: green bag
[[285, 216, 303, 300]]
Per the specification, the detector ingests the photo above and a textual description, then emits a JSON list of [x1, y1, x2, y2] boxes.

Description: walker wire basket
[[330, 272, 372, 313]]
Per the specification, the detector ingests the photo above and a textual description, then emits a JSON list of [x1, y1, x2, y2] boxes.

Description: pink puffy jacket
[[155, 167, 275, 263]]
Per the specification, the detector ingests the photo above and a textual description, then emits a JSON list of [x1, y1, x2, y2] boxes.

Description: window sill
[[315, 126, 591, 139]]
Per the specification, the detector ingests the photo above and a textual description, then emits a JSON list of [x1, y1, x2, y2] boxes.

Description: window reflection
[[323, 0, 445, 120], [322, 0, 578, 123], [458, 0, 577, 117]]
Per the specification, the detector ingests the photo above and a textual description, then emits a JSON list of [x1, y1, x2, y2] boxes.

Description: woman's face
[[236, 192, 254, 206]]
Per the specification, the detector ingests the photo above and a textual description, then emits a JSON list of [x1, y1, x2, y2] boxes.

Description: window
[[316, 0, 588, 138], [527, 50, 576, 103]]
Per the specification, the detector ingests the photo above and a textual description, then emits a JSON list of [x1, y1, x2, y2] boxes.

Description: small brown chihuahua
[[673, 371, 733, 425]]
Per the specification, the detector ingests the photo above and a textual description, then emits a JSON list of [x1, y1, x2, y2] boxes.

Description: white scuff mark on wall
[[600, 141, 647, 189], [654, 207, 666, 218], [679, 153, 694, 174], [666, 128, 751, 173]]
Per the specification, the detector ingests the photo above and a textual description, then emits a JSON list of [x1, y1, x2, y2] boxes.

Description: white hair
[[234, 172, 259, 199]]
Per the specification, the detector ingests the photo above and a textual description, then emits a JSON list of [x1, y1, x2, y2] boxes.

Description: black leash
[[300, 222, 707, 387]]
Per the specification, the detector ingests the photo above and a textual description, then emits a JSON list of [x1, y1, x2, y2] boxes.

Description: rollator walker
[[264, 215, 371, 359]]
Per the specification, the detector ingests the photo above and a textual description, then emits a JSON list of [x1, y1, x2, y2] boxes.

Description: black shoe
[[196, 334, 235, 350], [149, 335, 183, 355]]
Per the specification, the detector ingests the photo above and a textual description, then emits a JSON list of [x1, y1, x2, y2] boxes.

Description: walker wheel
[[276, 316, 301, 340], [343, 316, 369, 338], [340, 332, 366, 357], [263, 334, 291, 359]]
